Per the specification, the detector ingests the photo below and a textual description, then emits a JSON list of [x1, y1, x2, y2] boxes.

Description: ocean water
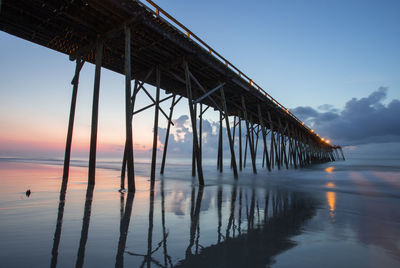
[[0, 156, 399, 267]]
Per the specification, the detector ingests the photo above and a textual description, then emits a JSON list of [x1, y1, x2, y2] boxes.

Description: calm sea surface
[[0, 156, 399, 267]]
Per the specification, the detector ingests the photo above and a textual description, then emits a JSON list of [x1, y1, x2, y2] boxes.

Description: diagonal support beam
[[221, 87, 238, 178], [184, 61, 204, 185], [241, 96, 257, 174], [193, 82, 226, 104], [188, 70, 223, 112], [140, 85, 174, 124], [257, 104, 271, 171]]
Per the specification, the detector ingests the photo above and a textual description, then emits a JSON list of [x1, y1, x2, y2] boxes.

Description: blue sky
[[0, 0, 399, 158]]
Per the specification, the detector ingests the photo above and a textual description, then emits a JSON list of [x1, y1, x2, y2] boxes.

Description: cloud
[[291, 87, 400, 146], [155, 87, 400, 157], [158, 115, 235, 157]]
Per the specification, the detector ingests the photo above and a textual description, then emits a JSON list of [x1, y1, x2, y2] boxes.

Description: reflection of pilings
[[76, 184, 95, 268], [238, 189, 242, 236], [226, 183, 237, 239], [175, 186, 318, 267], [186, 186, 204, 257], [217, 185, 223, 243], [50, 188, 67, 268], [115, 192, 135, 268], [146, 182, 155, 268], [161, 179, 173, 267]]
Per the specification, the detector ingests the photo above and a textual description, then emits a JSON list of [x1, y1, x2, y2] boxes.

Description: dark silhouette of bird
[[26, 189, 31, 197]]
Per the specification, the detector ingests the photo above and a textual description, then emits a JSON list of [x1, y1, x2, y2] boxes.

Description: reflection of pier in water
[[51, 181, 317, 267]]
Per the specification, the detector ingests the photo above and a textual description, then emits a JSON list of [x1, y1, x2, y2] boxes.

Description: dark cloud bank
[[156, 87, 399, 157], [291, 87, 400, 146]]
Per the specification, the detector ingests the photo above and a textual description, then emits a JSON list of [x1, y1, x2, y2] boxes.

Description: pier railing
[[138, 0, 314, 134]]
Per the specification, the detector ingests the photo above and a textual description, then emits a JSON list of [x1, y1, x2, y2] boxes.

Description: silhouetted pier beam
[[238, 112, 243, 171], [192, 103, 197, 177], [88, 39, 103, 185], [221, 87, 238, 178], [121, 80, 139, 186], [217, 111, 223, 172], [231, 116, 237, 169], [257, 105, 271, 171], [150, 67, 161, 182], [160, 95, 177, 175], [340, 147, 345, 160], [241, 96, 257, 174], [289, 126, 298, 168], [199, 104, 203, 165], [184, 61, 204, 185], [62, 57, 84, 189], [279, 118, 289, 169], [124, 26, 135, 192], [244, 134, 248, 168], [268, 111, 280, 170]]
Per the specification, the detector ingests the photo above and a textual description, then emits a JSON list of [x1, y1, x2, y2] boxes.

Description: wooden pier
[[0, 0, 344, 192]]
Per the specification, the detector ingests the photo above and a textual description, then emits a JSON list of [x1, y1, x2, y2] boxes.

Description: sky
[[0, 0, 399, 160]]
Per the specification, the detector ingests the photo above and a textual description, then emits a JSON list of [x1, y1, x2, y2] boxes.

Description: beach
[[0, 157, 399, 267]]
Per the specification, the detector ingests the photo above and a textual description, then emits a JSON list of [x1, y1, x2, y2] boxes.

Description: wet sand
[[0, 158, 399, 267]]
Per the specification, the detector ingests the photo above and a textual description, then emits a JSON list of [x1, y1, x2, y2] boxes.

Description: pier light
[[310, 129, 314, 133], [321, 138, 325, 141], [286, 108, 289, 113], [326, 139, 331, 144], [301, 122, 305, 126]]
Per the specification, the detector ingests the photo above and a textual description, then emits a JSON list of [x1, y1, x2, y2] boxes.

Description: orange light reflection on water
[[326, 191, 336, 222], [324, 166, 335, 173]]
